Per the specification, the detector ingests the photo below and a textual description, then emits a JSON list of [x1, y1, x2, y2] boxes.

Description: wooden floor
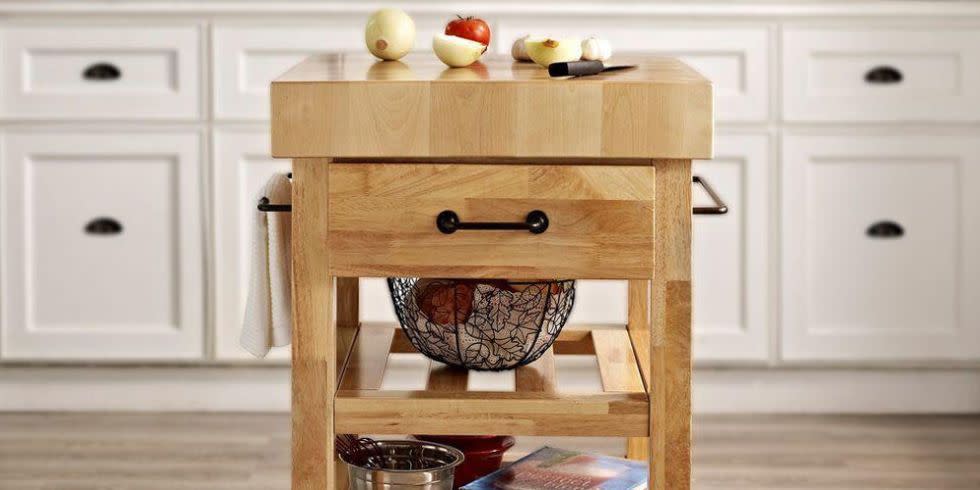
[[1, 413, 978, 489]]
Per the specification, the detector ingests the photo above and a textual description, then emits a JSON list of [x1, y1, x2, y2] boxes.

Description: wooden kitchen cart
[[270, 54, 712, 490]]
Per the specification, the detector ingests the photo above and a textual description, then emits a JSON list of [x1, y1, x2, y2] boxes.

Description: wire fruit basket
[[387, 278, 575, 371]]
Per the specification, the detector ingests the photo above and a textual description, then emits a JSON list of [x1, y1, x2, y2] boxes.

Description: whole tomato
[[445, 15, 491, 48]]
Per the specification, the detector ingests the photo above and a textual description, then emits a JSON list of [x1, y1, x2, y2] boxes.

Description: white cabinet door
[[782, 134, 980, 361], [693, 133, 770, 362], [494, 22, 770, 122], [212, 129, 291, 360], [1, 25, 202, 120], [782, 28, 980, 122], [1, 131, 205, 360]]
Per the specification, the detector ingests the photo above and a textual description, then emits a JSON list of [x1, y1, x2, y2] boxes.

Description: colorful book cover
[[461, 446, 648, 490]]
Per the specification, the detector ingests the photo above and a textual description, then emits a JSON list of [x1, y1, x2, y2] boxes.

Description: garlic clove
[[581, 37, 612, 62], [511, 34, 532, 62]]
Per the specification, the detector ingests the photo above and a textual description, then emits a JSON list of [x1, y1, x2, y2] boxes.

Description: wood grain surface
[[4, 413, 978, 490], [271, 54, 712, 159], [289, 159, 336, 490], [334, 326, 649, 437], [326, 163, 656, 279], [650, 159, 694, 490]]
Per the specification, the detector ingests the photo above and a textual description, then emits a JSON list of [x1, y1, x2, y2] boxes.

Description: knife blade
[[548, 60, 637, 78]]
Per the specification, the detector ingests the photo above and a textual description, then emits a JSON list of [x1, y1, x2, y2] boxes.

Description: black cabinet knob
[[85, 217, 123, 235], [83, 62, 121, 81], [865, 66, 902, 84], [867, 220, 904, 239]]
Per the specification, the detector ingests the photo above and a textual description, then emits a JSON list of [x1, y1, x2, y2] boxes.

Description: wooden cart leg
[[334, 276, 359, 490], [650, 159, 693, 490], [291, 158, 337, 490], [626, 279, 651, 462]]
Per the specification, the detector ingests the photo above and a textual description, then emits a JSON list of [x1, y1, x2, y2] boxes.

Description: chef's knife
[[548, 60, 637, 78]]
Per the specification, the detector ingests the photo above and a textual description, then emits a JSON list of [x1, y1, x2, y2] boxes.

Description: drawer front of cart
[[327, 164, 655, 279]]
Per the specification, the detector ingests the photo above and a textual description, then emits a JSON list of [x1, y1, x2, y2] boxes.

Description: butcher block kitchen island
[[271, 53, 713, 490]]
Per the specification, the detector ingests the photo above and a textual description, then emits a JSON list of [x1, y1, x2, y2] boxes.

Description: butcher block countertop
[[271, 53, 712, 160]]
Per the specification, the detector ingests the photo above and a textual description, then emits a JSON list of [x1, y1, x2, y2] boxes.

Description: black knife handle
[[549, 60, 604, 77]]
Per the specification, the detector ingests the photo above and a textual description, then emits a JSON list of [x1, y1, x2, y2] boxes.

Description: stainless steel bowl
[[343, 440, 464, 490]]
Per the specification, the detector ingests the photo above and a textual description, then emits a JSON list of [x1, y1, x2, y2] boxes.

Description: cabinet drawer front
[[1, 132, 204, 360], [213, 25, 357, 121], [1, 25, 201, 120], [783, 29, 980, 122], [495, 22, 769, 122], [326, 164, 655, 279], [781, 134, 980, 361], [213, 21, 448, 121]]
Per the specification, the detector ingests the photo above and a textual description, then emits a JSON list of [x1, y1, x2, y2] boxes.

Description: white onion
[[364, 8, 416, 61]]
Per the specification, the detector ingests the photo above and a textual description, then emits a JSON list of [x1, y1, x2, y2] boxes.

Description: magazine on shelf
[[461, 446, 648, 490]]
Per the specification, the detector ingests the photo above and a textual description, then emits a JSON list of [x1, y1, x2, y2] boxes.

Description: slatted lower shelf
[[335, 325, 649, 437]]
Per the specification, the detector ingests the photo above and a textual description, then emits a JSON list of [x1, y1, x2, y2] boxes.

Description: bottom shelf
[[335, 325, 649, 437]]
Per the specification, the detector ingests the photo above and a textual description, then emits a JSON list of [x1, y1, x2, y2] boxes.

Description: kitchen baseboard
[[2, 367, 978, 413]]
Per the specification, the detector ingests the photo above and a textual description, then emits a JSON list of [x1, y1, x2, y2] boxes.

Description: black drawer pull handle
[[83, 62, 121, 81], [437, 210, 549, 234], [85, 217, 123, 235], [865, 65, 902, 84], [867, 220, 904, 238], [693, 175, 728, 215]]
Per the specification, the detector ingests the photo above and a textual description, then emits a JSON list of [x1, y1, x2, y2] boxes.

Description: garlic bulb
[[581, 37, 612, 61], [511, 35, 532, 61]]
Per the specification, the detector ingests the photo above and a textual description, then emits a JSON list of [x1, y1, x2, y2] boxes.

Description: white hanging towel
[[240, 173, 292, 358]]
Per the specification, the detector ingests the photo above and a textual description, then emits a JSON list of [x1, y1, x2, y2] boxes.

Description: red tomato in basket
[[445, 15, 491, 48]]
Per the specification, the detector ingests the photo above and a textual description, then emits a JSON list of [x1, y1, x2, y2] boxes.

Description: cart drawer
[[326, 163, 655, 279]]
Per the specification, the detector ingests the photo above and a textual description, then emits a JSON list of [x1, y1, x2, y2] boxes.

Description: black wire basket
[[387, 278, 576, 371]]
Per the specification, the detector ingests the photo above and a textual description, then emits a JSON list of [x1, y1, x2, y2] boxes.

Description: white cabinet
[[782, 28, 980, 122], [0, 25, 202, 120], [212, 129, 292, 360], [1, 131, 205, 360], [781, 134, 980, 361], [494, 22, 770, 122], [693, 133, 771, 362]]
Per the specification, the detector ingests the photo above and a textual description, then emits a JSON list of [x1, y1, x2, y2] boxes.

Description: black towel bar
[[257, 175, 728, 215]]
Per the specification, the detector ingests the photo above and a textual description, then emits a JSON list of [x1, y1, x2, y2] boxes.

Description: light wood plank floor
[[1, 414, 978, 489]]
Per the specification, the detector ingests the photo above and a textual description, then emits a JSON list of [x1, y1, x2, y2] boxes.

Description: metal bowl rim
[[341, 439, 465, 473]]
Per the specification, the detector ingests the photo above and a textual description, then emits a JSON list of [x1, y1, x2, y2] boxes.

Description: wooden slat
[[427, 362, 469, 392], [326, 163, 655, 280], [339, 327, 395, 391], [514, 349, 556, 394], [591, 330, 645, 393], [553, 333, 595, 355], [389, 328, 418, 354], [335, 390, 648, 437]]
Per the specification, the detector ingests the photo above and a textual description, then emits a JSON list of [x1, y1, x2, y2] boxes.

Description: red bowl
[[414, 435, 516, 489]]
